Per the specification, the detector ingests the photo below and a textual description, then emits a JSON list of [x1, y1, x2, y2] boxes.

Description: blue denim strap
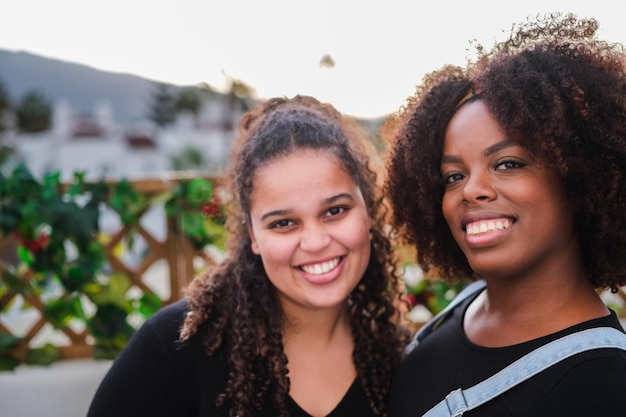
[[404, 280, 487, 356], [422, 327, 626, 417]]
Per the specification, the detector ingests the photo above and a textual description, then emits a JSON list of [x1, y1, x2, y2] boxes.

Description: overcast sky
[[1, 0, 623, 118]]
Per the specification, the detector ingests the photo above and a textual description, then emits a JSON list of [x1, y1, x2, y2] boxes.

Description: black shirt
[[87, 300, 375, 417], [389, 292, 626, 417]]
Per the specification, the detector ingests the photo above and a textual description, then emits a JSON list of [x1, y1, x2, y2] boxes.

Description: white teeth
[[466, 219, 511, 236], [301, 258, 340, 275]]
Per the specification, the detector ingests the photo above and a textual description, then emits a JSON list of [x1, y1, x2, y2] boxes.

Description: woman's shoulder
[[541, 341, 626, 413], [133, 299, 190, 347], [148, 299, 189, 323], [566, 308, 626, 335]]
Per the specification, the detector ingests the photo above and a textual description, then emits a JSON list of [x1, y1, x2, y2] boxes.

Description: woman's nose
[[299, 224, 332, 252], [462, 171, 497, 202]]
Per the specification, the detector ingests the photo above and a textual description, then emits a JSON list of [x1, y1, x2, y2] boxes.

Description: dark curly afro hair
[[384, 12, 626, 292]]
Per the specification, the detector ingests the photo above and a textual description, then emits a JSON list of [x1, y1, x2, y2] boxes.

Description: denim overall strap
[[422, 327, 626, 417], [404, 280, 487, 356]]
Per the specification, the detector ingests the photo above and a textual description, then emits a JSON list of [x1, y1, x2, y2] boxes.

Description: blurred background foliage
[[0, 164, 226, 370]]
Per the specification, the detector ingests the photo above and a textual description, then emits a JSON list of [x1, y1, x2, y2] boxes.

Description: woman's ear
[[246, 222, 260, 255]]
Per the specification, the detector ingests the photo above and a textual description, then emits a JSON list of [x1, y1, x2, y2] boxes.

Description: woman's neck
[[465, 268, 609, 347], [281, 301, 352, 347], [281, 302, 357, 417]]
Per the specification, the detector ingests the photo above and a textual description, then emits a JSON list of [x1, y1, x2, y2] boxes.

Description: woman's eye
[[496, 160, 526, 170], [326, 206, 347, 217], [328, 206, 344, 216], [271, 219, 293, 229], [444, 173, 464, 184]]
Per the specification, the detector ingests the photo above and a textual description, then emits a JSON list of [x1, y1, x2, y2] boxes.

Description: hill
[[0, 49, 385, 131], [0, 49, 179, 123]]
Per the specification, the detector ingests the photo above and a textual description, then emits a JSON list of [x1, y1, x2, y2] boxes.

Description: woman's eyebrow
[[325, 193, 355, 205], [441, 140, 522, 164], [483, 140, 523, 157], [260, 209, 290, 222]]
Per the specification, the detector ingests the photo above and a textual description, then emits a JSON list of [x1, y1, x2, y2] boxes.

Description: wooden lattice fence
[[0, 174, 226, 362]]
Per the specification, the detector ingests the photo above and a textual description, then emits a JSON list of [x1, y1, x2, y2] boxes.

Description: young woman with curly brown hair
[[384, 13, 626, 417], [87, 95, 409, 417]]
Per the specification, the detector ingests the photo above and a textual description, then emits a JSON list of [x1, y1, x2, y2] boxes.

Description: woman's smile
[[298, 256, 343, 275], [297, 256, 346, 284], [465, 218, 512, 237]]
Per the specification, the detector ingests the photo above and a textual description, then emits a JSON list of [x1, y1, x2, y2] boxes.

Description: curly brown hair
[[384, 12, 626, 292], [180, 95, 409, 417]]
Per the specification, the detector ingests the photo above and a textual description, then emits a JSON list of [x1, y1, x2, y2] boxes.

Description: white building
[[3, 96, 242, 182]]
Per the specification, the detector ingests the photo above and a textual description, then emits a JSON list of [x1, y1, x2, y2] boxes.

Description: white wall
[[0, 358, 112, 417]]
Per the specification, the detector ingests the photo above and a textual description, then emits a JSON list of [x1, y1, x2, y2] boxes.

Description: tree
[[221, 76, 257, 131], [228, 78, 256, 113], [175, 87, 202, 116], [0, 145, 15, 170], [16, 90, 51, 133], [148, 83, 177, 128], [0, 79, 11, 132], [170, 146, 206, 171]]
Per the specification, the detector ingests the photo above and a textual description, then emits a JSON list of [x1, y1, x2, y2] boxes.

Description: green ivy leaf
[[62, 262, 95, 292], [0, 209, 19, 233], [84, 272, 132, 311], [44, 295, 83, 328], [136, 292, 162, 318], [0, 355, 19, 371], [88, 304, 135, 342], [16, 245, 34, 266], [25, 343, 60, 366], [92, 344, 122, 360], [180, 211, 205, 238], [0, 267, 33, 296], [186, 178, 213, 207], [204, 218, 227, 249], [41, 172, 61, 202], [66, 171, 87, 199], [0, 333, 22, 350], [109, 179, 146, 225]]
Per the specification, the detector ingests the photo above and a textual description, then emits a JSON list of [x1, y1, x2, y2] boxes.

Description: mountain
[[0, 49, 180, 123], [0, 48, 385, 131]]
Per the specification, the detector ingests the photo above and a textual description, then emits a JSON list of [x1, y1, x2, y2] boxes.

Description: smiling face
[[247, 150, 372, 314], [440, 100, 577, 281]]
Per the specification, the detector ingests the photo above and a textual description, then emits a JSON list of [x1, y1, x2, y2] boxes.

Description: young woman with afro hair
[[384, 12, 626, 417]]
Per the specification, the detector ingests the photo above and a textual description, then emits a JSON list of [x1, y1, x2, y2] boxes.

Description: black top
[[389, 291, 626, 417], [87, 300, 375, 417]]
